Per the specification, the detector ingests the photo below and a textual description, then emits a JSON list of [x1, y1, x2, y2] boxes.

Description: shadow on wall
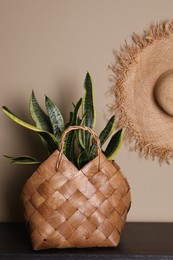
[[3, 164, 36, 221], [2, 120, 46, 221]]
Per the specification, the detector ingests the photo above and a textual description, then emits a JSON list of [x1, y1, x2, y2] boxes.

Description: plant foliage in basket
[[2, 72, 131, 250], [2, 72, 123, 169]]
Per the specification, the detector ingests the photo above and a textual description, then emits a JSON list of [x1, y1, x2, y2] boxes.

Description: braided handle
[[56, 125, 101, 171]]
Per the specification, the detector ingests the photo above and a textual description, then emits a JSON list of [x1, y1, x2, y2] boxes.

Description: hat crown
[[154, 69, 173, 116]]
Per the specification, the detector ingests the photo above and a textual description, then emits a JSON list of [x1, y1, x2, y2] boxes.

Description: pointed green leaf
[[63, 98, 82, 165], [82, 72, 96, 128], [38, 131, 59, 153], [71, 98, 82, 125], [99, 115, 116, 146], [4, 155, 41, 165], [77, 117, 82, 125], [104, 129, 123, 159], [30, 91, 53, 153], [30, 91, 52, 132], [90, 115, 116, 160], [2, 106, 59, 152], [63, 132, 76, 164], [45, 96, 65, 139], [54, 129, 62, 145], [78, 112, 88, 150], [66, 98, 82, 127], [81, 72, 96, 151], [89, 142, 98, 160], [77, 150, 89, 169]]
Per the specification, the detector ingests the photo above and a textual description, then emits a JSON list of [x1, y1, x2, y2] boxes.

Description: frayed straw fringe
[[109, 20, 173, 164]]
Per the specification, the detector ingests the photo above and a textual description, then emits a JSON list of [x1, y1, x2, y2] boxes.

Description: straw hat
[[110, 20, 173, 163]]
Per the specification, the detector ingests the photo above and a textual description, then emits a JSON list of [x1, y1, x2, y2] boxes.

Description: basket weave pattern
[[21, 126, 131, 250]]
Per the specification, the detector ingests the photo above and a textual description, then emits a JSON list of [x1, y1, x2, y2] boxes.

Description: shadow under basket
[[20, 126, 131, 250]]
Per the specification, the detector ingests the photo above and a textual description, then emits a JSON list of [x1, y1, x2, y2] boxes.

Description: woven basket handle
[[56, 125, 101, 171]]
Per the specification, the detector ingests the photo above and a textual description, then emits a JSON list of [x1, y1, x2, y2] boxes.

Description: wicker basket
[[21, 126, 131, 250]]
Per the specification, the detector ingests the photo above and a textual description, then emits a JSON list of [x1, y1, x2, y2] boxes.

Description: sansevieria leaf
[[82, 72, 96, 129], [77, 112, 88, 149], [45, 96, 65, 141], [90, 115, 116, 160], [63, 98, 82, 164], [4, 155, 41, 165], [81, 72, 96, 151], [30, 91, 52, 132], [2, 106, 59, 153], [99, 115, 116, 146], [77, 150, 89, 169], [70, 98, 82, 126], [30, 91, 53, 153], [104, 129, 123, 160], [2, 72, 123, 169]]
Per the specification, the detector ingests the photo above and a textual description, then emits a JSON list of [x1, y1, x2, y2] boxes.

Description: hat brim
[[111, 20, 173, 163]]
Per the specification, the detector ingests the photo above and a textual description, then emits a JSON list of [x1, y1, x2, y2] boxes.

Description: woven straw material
[[21, 126, 131, 250], [110, 20, 173, 163], [154, 69, 173, 116]]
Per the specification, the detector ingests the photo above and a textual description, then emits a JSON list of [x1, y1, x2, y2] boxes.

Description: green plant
[[2, 72, 123, 169]]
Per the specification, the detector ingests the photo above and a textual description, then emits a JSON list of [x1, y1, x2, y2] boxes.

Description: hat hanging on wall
[[110, 20, 173, 163]]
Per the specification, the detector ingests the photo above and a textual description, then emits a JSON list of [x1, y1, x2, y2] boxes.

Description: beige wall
[[0, 0, 173, 222]]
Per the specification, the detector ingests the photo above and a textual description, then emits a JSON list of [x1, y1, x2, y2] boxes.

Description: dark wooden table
[[0, 222, 173, 259]]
